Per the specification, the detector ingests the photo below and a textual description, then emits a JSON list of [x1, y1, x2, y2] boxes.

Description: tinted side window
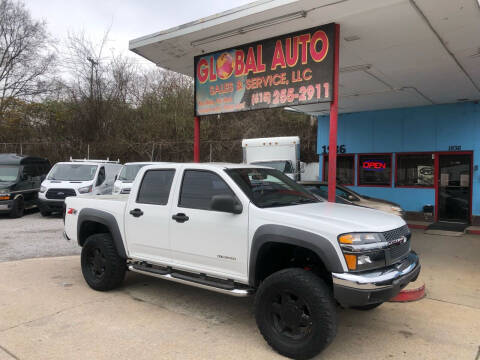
[[179, 170, 235, 211], [23, 165, 36, 179], [137, 170, 175, 205]]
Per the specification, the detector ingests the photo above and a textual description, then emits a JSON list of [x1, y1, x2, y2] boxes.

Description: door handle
[[172, 213, 189, 223], [129, 208, 144, 217]]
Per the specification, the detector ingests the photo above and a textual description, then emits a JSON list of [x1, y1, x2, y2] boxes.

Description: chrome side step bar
[[128, 265, 255, 297]]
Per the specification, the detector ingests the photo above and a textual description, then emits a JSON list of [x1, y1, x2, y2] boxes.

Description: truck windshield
[[0, 166, 20, 182], [251, 161, 294, 174], [118, 164, 148, 182], [47, 164, 98, 181], [226, 168, 319, 208]]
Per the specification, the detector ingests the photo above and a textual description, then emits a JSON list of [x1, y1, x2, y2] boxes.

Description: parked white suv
[[63, 163, 420, 359], [38, 158, 122, 216]]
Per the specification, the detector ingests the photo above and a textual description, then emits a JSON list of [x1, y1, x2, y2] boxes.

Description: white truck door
[[169, 169, 249, 281], [124, 168, 176, 263]]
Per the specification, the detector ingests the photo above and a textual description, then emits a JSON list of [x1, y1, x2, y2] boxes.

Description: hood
[[41, 179, 93, 189], [0, 181, 16, 189], [257, 201, 406, 237]]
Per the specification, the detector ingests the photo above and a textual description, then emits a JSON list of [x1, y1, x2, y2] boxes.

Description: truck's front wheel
[[255, 268, 337, 360], [81, 233, 126, 291]]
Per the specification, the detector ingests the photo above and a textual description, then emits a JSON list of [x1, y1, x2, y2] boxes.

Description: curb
[[389, 282, 425, 302]]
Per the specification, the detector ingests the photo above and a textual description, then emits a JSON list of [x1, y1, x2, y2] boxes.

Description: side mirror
[[211, 195, 243, 214], [300, 162, 306, 173]]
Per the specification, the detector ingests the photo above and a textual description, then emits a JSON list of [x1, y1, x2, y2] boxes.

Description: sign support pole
[[194, 116, 201, 162], [328, 24, 340, 203]]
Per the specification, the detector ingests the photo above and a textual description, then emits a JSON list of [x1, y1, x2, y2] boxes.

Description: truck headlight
[[39, 186, 47, 193], [338, 233, 386, 271], [78, 185, 93, 194]]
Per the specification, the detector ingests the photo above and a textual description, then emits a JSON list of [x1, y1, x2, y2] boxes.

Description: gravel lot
[[0, 210, 80, 262]]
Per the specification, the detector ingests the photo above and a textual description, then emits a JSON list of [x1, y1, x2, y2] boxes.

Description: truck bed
[[64, 194, 128, 244]]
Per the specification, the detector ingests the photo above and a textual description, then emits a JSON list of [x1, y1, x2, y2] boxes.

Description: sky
[[23, 0, 254, 68]]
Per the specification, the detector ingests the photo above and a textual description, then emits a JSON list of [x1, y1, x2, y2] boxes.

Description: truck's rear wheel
[[255, 268, 337, 360], [81, 233, 126, 291]]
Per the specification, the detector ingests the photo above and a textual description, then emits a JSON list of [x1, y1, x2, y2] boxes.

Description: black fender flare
[[77, 208, 127, 259], [249, 224, 344, 286]]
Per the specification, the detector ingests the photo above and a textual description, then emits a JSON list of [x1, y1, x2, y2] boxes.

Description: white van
[[113, 162, 156, 195], [38, 158, 122, 216]]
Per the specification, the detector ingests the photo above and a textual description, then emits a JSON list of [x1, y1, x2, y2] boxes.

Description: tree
[[0, 0, 56, 117]]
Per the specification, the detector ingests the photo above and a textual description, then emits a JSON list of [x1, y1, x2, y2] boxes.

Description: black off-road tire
[[9, 197, 25, 218], [81, 233, 126, 291], [352, 302, 383, 311], [255, 268, 337, 360]]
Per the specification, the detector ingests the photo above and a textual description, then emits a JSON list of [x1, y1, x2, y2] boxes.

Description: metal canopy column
[[327, 24, 340, 203], [194, 116, 200, 162]]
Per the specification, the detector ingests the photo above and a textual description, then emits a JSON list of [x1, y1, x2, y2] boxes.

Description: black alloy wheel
[[85, 247, 107, 280], [270, 290, 313, 341]]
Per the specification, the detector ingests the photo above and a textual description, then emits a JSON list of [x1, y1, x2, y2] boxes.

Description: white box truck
[[242, 136, 303, 180]]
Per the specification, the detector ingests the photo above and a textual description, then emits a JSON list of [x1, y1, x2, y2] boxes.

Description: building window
[[396, 153, 434, 187], [324, 155, 355, 185], [358, 154, 392, 186]]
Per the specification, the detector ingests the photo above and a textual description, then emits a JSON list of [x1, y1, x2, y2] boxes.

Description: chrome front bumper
[[332, 252, 420, 306]]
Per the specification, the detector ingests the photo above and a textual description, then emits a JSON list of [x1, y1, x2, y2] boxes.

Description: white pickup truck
[[63, 163, 420, 359]]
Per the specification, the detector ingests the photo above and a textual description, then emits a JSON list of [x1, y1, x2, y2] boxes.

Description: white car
[[113, 162, 157, 195], [38, 159, 122, 216], [63, 163, 420, 359]]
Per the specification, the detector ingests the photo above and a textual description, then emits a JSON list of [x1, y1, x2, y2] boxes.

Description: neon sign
[[362, 160, 386, 171]]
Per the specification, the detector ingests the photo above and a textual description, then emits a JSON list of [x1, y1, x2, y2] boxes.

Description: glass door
[[438, 154, 471, 223]]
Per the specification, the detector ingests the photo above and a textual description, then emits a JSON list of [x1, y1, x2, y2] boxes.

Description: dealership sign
[[194, 23, 335, 116]]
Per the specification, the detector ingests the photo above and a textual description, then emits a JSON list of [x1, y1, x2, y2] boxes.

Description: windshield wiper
[[294, 198, 318, 204]]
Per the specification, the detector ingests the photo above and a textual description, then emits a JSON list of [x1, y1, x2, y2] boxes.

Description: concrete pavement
[[0, 229, 479, 359]]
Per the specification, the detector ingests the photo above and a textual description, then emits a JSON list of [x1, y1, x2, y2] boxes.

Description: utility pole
[[86, 57, 98, 100]]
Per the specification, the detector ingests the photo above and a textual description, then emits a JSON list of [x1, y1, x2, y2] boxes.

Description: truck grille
[[383, 225, 410, 242], [45, 188, 76, 200], [383, 225, 411, 265]]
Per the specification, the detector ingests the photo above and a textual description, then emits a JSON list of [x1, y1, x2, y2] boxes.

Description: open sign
[[362, 160, 386, 171]]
